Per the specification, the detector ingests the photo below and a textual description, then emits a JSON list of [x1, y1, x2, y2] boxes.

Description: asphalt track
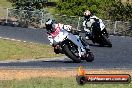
[[0, 25, 132, 70]]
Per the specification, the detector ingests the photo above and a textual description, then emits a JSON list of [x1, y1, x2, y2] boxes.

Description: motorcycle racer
[[45, 19, 94, 62], [83, 10, 108, 39], [45, 19, 72, 45], [45, 19, 89, 48], [45, 19, 90, 53]]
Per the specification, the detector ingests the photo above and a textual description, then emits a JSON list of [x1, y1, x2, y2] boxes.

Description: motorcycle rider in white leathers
[[45, 19, 72, 45], [45, 19, 90, 50], [45, 19, 94, 62], [83, 10, 107, 39]]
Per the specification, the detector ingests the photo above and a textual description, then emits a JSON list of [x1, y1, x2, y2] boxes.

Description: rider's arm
[[90, 16, 100, 22], [63, 25, 72, 31]]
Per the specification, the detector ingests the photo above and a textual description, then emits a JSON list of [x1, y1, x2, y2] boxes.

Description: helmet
[[84, 10, 91, 19], [45, 19, 56, 33]]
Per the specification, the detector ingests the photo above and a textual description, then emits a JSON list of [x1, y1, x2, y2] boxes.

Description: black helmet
[[45, 19, 56, 33]]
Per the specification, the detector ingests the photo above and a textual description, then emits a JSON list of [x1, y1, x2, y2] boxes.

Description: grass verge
[[0, 0, 12, 18], [0, 39, 62, 61], [0, 77, 131, 88], [0, 0, 12, 8]]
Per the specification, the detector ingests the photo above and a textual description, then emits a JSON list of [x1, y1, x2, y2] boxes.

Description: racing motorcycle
[[84, 17, 112, 47], [47, 25, 94, 63]]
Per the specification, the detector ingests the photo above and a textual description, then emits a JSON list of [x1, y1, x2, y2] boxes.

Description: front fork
[[78, 36, 89, 48], [77, 36, 91, 56], [102, 28, 109, 38]]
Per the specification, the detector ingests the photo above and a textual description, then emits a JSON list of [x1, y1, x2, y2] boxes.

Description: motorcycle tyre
[[102, 35, 112, 47], [63, 45, 81, 63], [54, 48, 60, 54], [85, 52, 94, 62]]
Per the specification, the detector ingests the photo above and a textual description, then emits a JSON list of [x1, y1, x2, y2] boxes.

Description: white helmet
[[84, 10, 91, 19], [84, 10, 91, 16]]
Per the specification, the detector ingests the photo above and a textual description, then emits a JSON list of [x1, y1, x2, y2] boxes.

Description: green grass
[[0, 77, 131, 88], [0, 0, 12, 8], [0, 39, 62, 60], [48, 0, 59, 2], [0, 0, 12, 18], [46, 7, 56, 14]]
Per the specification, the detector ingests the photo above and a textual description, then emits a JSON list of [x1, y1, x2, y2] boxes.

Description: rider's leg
[[84, 27, 92, 40]]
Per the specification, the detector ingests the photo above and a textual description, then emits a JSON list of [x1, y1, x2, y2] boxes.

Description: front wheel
[[63, 44, 81, 63], [102, 35, 112, 47], [85, 52, 94, 62], [99, 35, 112, 47]]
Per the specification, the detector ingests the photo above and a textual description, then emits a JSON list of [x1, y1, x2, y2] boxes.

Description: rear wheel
[[63, 44, 81, 63]]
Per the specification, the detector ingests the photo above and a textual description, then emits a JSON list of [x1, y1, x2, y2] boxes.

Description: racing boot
[[85, 32, 93, 40]]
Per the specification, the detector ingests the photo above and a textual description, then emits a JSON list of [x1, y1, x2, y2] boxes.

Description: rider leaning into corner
[[45, 19, 72, 45], [45, 19, 90, 50], [45, 19, 94, 62], [83, 10, 108, 40]]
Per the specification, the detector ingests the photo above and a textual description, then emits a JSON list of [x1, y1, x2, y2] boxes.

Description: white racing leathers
[[83, 16, 105, 33], [47, 23, 95, 62], [48, 24, 87, 57]]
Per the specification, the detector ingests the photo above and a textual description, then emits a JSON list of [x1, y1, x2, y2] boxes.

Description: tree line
[[7, 0, 132, 22], [56, 0, 132, 22], [7, 0, 48, 10]]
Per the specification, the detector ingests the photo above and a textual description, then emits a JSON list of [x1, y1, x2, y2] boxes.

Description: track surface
[[0, 25, 132, 69]]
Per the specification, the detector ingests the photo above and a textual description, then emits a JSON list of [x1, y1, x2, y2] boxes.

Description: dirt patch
[[0, 69, 132, 80]]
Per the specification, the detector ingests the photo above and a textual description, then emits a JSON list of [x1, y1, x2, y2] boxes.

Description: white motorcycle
[[47, 25, 94, 63]]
